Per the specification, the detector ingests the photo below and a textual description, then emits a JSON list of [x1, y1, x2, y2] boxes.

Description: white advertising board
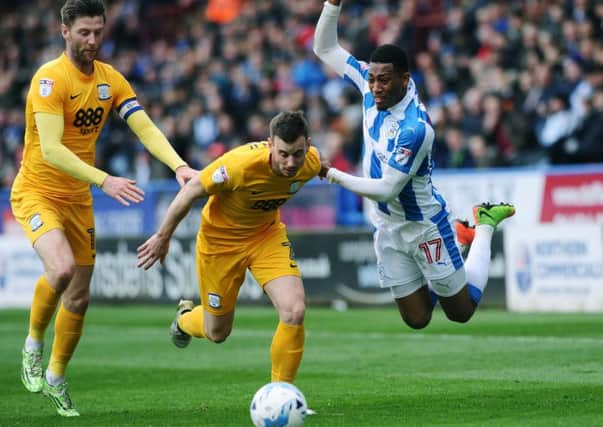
[[432, 169, 543, 226], [0, 236, 43, 308], [505, 224, 603, 312]]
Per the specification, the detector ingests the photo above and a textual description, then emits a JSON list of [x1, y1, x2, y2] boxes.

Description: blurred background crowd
[[1, 0, 602, 190]]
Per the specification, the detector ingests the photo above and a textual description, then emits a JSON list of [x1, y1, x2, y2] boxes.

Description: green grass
[[1, 305, 602, 426]]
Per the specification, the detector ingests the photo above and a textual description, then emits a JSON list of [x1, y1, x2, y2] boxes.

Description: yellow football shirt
[[199, 142, 321, 241], [13, 52, 141, 199]]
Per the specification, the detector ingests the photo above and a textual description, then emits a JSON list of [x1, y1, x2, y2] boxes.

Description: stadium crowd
[[1, 0, 602, 190]]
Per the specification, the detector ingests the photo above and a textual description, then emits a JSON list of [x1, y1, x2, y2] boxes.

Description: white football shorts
[[374, 212, 466, 298]]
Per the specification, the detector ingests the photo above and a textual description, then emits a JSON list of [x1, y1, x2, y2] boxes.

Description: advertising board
[[505, 224, 603, 312]]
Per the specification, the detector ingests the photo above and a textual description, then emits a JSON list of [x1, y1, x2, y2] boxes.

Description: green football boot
[[21, 347, 44, 393], [473, 202, 516, 228], [43, 379, 80, 417]]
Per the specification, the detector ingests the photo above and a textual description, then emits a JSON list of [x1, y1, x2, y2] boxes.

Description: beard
[[70, 44, 97, 67]]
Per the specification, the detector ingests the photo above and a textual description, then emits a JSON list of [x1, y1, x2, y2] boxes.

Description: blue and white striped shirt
[[342, 55, 448, 226]]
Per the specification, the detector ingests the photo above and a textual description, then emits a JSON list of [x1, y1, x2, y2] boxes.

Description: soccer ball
[[250, 382, 308, 427]]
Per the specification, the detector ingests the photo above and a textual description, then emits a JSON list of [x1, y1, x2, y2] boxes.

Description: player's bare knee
[[62, 295, 90, 314], [207, 334, 228, 344], [445, 311, 473, 324], [279, 302, 305, 325], [62, 286, 90, 314], [205, 326, 232, 343], [402, 312, 431, 330], [48, 262, 76, 290]]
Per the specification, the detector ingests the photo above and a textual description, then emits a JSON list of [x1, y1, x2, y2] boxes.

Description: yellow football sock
[[28, 276, 60, 342], [178, 306, 206, 338], [48, 305, 84, 377], [270, 322, 304, 383]]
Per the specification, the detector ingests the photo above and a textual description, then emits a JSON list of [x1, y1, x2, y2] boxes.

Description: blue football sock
[[467, 284, 483, 305]]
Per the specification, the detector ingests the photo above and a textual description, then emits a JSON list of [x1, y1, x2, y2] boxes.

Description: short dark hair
[[370, 44, 409, 74], [60, 0, 106, 26], [269, 111, 309, 143]]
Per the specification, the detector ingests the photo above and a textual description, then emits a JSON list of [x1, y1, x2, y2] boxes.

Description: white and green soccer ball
[[250, 382, 307, 427]]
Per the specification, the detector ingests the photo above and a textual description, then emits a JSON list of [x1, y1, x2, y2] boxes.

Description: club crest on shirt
[[29, 213, 43, 232], [387, 122, 400, 138], [395, 147, 413, 165], [288, 181, 301, 193], [97, 83, 111, 101], [212, 165, 229, 183], [207, 293, 222, 309], [39, 78, 54, 97]]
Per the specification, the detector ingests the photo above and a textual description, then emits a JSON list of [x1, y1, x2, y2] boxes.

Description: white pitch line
[[233, 329, 603, 345]]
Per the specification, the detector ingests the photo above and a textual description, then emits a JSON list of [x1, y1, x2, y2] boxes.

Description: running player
[[137, 110, 321, 384], [12, 0, 196, 416]]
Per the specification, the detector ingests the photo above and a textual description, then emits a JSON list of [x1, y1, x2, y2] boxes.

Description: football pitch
[[1, 305, 602, 426]]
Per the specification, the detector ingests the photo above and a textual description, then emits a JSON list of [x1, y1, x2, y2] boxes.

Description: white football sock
[[464, 225, 494, 292], [25, 336, 43, 352], [46, 370, 65, 386]]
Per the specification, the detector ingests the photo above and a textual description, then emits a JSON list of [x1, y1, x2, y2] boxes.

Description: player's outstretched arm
[[313, 0, 351, 77], [36, 112, 144, 206], [36, 112, 109, 186], [325, 164, 411, 202], [126, 110, 197, 186], [136, 173, 206, 270]]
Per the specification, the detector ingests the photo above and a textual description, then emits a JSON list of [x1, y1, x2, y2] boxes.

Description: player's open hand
[[137, 233, 170, 270], [101, 176, 145, 206], [175, 165, 198, 187]]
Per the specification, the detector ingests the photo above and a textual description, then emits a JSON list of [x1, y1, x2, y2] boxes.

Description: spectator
[[439, 127, 475, 169], [548, 88, 603, 164], [538, 92, 579, 151], [0, 0, 602, 192]]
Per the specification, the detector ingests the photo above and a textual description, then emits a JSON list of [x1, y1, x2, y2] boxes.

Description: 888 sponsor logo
[[73, 107, 104, 135], [251, 198, 287, 211]]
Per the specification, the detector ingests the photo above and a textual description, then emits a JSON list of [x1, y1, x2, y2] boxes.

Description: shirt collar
[[388, 78, 417, 116]]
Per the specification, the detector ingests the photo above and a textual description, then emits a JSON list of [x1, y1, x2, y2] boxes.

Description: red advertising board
[[541, 172, 603, 222]]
